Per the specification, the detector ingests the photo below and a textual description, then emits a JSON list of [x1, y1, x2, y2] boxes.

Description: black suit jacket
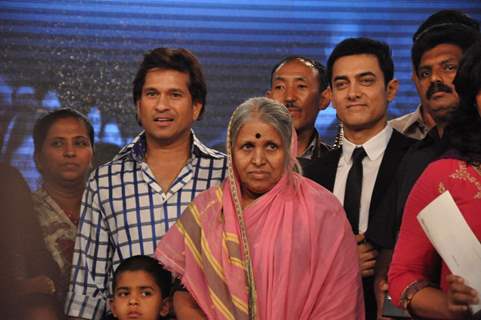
[[367, 128, 448, 250], [301, 129, 415, 319], [302, 129, 415, 238]]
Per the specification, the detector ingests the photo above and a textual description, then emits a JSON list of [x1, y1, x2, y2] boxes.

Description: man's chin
[[431, 106, 457, 126]]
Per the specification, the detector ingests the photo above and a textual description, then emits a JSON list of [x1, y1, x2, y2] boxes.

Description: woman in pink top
[[156, 97, 364, 320]]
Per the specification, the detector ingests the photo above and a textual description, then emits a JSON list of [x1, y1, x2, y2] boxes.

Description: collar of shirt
[[403, 104, 424, 130], [408, 104, 429, 135], [390, 104, 429, 138], [299, 132, 319, 160], [299, 131, 331, 160], [113, 130, 225, 163], [340, 123, 393, 165]]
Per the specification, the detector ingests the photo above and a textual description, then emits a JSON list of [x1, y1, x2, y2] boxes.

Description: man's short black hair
[[412, 10, 481, 73], [270, 56, 328, 92], [413, 9, 479, 42], [327, 37, 394, 86], [132, 48, 207, 118]]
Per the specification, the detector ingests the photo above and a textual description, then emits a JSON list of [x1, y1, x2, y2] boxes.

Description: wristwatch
[[400, 279, 431, 310]]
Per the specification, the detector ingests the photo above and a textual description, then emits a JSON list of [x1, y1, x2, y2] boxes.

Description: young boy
[[110, 255, 172, 320]]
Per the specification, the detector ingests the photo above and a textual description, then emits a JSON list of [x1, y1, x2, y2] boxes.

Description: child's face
[[110, 270, 169, 320]]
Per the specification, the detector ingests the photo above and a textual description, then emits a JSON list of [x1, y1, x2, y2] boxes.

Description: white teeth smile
[[154, 118, 172, 122]]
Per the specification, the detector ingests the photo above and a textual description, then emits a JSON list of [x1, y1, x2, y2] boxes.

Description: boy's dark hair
[[270, 56, 328, 92], [327, 37, 394, 86], [132, 48, 207, 118], [113, 255, 172, 298], [33, 107, 94, 157], [411, 10, 481, 74]]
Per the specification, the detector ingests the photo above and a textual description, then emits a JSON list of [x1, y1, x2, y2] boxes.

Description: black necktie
[[343, 147, 367, 234]]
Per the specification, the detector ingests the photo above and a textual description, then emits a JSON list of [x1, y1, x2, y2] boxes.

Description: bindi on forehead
[[255, 133, 261, 139]]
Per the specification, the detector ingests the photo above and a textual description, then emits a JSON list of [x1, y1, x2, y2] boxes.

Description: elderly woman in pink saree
[[156, 97, 364, 320]]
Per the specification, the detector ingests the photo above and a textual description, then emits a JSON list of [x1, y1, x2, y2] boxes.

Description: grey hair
[[228, 97, 293, 166], [224, 98, 300, 304]]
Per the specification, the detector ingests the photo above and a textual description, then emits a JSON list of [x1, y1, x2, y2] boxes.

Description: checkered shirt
[[65, 131, 227, 319]]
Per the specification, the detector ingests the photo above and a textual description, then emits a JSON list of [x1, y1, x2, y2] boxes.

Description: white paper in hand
[[417, 191, 481, 314]]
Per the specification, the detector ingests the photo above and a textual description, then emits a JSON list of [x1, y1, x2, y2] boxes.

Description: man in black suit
[[303, 37, 415, 320]]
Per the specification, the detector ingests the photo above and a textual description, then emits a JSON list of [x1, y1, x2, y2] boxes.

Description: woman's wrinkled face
[[36, 117, 93, 187], [233, 117, 286, 203]]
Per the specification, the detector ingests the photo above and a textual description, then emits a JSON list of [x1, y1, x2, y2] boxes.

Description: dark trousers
[[363, 276, 377, 320]]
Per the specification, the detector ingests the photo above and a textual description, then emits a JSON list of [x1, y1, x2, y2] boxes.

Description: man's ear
[[192, 101, 203, 121], [319, 87, 331, 111], [159, 296, 171, 317], [386, 79, 399, 102], [265, 89, 272, 98], [327, 86, 336, 109]]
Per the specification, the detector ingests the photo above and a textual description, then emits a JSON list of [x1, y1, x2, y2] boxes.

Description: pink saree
[[156, 100, 363, 319], [156, 172, 363, 319]]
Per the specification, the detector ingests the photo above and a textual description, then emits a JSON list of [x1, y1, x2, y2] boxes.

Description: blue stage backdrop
[[1, 0, 480, 188]]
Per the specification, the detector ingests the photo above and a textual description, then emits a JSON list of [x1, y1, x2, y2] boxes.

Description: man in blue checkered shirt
[[66, 48, 227, 319]]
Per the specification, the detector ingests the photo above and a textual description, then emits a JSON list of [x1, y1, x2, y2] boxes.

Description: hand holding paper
[[417, 191, 481, 314], [446, 275, 480, 315]]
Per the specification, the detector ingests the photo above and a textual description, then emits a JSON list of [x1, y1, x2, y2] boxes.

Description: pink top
[[389, 159, 481, 308]]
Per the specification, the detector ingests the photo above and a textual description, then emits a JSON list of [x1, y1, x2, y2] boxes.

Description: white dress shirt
[[333, 124, 393, 234]]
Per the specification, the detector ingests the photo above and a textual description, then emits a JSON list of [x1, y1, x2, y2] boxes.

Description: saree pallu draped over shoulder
[[157, 181, 249, 320], [156, 172, 364, 320]]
